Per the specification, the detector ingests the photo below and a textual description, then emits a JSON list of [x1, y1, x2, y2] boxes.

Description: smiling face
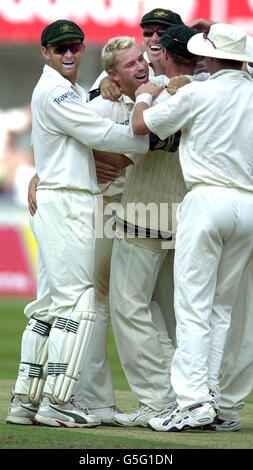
[[108, 45, 149, 100], [142, 23, 167, 66], [41, 38, 85, 84]]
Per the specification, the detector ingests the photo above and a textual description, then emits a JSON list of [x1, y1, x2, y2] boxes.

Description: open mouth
[[136, 72, 147, 81], [62, 61, 75, 69], [149, 44, 163, 54]]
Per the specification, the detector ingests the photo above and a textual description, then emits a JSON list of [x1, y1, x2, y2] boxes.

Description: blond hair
[[101, 36, 137, 71]]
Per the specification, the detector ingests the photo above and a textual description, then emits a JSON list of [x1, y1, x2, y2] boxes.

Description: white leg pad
[[44, 287, 95, 404], [14, 318, 51, 404]]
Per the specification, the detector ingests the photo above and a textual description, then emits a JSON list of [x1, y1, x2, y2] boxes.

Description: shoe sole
[[149, 415, 215, 432], [112, 419, 147, 428], [169, 415, 215, 432], [6, 416, 37, 425], [100, 421, 119, 426], [35, 414, 100, 428]]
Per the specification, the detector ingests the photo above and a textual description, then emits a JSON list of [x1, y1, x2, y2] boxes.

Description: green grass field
[[0, 298, 253, 458]]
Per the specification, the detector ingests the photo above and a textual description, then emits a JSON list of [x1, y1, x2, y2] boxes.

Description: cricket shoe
[[35, 396, 101, 428], [148, 402, 217, 432], [6, 395, 38, 425], [210, 417, 241, 432], [112, 401, 177, 428], [88, 406, 122, 425]]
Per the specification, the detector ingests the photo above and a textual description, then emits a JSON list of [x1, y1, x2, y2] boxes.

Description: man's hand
[[28, 173, 39, 216], [100, 76, 122, 101], [167, 75, 191, 95], [95, 160, 120, 183], [187, 18, 215, 32], [135, 82, 164, 100]]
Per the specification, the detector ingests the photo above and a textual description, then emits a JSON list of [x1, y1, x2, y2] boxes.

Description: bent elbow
[[132, 122, 144, 135]]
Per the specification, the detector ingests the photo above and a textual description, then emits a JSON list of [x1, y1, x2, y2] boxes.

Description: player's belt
[[116, 218, 172, 240]]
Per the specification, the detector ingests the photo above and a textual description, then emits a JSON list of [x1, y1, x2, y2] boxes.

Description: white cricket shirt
[[143, 69, 253, 191], [31, 65, 148, 191], [87, 92, 135, 199]]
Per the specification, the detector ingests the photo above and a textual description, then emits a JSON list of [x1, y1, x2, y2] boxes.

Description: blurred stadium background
[[0, 0, 253, 301]]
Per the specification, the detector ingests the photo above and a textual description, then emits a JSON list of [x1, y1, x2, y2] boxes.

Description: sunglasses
[[143, 26, 167, 38], [48, 42, 82, 56]]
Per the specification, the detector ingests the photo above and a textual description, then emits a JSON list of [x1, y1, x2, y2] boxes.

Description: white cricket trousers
[[172, 184, 253, 410], [14, 189, 96, 397], [75, 220, 116, 407], [76, 224, 176, 408], [24, 189, 96, 322], [109, 237, 176, 410], [219, 257, 253, 420]]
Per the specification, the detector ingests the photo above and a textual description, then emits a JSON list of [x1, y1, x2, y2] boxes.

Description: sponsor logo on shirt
[[54, 91, 79, 104]]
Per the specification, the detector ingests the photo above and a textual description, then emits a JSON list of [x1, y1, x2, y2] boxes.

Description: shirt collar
[[43, 65, 88, 102], [144, 51, 155, 77], [43, 64, 74, 88], [119, 93, 135, 106], [209, 68, 253, 81], [143, 51, 150, 64]]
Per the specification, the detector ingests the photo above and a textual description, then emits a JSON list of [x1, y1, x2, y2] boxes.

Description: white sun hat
[[187, 23, 253, 62]]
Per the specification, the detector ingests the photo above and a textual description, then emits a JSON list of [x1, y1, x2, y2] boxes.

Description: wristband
[[135, 93, 153, 106]]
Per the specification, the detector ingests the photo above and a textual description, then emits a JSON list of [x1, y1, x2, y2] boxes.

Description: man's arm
[[89, 72, 122, 102], [167, 75, 191, 95], [99, 76, 122, 101], [187, 18, 215, 32], [132, 82, 164, 135], [93, 149, 132, 170], [95, 160, 120, 183], [47, 87, 149, 155], [28, 173, 39, 216], [132, 101, 150, 135], [93, 149, 133, 184]]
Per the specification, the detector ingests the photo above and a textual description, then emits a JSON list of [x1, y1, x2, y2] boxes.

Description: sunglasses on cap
[[143, 26, 167, 38], [161, 33, 186, 45], [47, 42, 82, 55]]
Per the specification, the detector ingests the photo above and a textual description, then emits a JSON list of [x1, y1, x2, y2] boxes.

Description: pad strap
[[48, 363, 68, 375], [26, 318, 51, 336], [18, 362, 43, 378], [54, 317, 79, 334]]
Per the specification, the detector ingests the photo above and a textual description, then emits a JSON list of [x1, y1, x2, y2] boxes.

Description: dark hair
[[170, 51, 198, 67], [216, 58, 243, 69]]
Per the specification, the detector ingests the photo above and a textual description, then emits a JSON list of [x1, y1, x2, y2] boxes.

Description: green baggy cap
[[41, 19, 84, 46], [159, 24, 198, 58], [140, 8, 183, 28]]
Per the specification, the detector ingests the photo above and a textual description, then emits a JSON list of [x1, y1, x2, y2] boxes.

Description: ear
[[41, 46, 50, 63], [108, 69, 120, 85], [164, 49, 170, 61], [80, 42, 85, 57]]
